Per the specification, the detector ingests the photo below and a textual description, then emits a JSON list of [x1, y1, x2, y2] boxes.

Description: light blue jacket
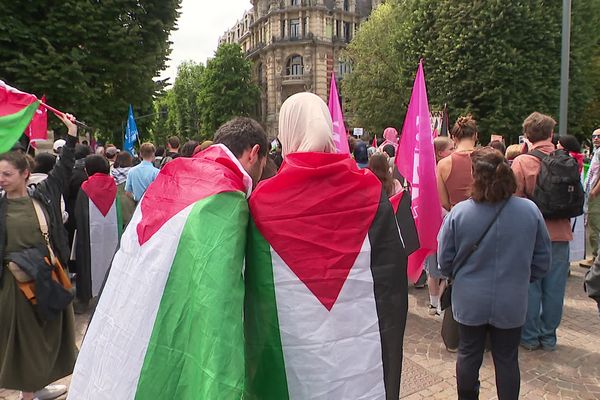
[[438, 196, 551, 329]]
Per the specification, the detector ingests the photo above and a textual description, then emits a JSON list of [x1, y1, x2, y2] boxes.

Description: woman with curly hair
[[438, 147, 551, 400]]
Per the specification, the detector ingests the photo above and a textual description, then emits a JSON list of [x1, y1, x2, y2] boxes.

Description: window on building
[[343, 22, 352, 42], [344, 0, 350, 11], [291, 0, 299, 5], [287, 55, 304, 76], [325, 18, 333, 37], [303, 17, 308, 36], [257, 63, 264, 84], [336, 20, 340, 38], [290, 19, 300, 38], [338, 61, 352, 77]]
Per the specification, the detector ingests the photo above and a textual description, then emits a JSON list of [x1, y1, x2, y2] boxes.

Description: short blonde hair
[[505, 144, 522, 161], [140, 142, 156, 159]]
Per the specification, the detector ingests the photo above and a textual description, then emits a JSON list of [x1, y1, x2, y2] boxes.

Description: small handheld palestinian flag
[[74, 173, 121, 302], [0, 80, 40, 153], [68, 145, 253, 400], [245, 152, 416, 400]]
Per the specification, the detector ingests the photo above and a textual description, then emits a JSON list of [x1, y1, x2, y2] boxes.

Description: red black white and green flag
[[68, 145, 253, 400], [245, 152, 417, 399], [0, 80, 40, 153], [74, 173, 121, 303]]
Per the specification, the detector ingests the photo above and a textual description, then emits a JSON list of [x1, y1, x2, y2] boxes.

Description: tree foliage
[[197, 44, 260, 136], [0, 0, 181, 144], [343, 0, 600, 143], [172, 61, 205, 137]]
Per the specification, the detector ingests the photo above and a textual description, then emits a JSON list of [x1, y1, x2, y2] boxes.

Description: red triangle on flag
[[250, 152, 382, 311]]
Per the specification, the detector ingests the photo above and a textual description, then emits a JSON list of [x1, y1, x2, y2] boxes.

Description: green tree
[[197, 44, 259, 136], [150, 89, 178, 146], [344, 0, 600, 143], [0, 0, 181, 144], [172, 61, 205, 137]]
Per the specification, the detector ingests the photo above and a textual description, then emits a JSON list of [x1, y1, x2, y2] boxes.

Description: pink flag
[[396, 61, 443, 283], [25, 95, 48, 143], [372, 136, 377, 148], [328, 72, 350, 154]]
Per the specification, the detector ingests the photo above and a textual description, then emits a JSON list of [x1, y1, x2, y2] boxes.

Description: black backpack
[[528, 149, 584, 219]]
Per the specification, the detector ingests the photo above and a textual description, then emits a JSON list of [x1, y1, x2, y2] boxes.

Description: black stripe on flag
[[369, 188, 409, 400]]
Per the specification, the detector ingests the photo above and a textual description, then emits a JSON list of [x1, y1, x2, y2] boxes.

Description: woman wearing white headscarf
[[277, 92, 336, 156], [244, 93, 415, 400]]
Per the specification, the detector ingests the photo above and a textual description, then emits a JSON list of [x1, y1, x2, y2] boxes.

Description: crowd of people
[[0, 94, 599, 400]]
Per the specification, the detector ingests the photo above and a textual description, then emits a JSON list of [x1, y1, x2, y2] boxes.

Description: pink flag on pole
[[25, 95, 48, 143], [328, 72, 350, 154], [396, 61, 443, 283]]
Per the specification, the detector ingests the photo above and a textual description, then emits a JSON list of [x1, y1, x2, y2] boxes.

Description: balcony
[[282, 74, 311, 85]]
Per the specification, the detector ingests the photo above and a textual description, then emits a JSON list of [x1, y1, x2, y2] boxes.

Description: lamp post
[[559, 0, 572, 137]]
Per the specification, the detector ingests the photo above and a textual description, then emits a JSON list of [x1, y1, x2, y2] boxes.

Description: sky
[[159, 0, 252, 84]]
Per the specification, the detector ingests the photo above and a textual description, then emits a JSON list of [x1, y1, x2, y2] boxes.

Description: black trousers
[[456, 323, 521, 400]]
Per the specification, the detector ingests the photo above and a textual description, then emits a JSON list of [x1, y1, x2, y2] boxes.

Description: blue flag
[[125, 104, 139, 154]]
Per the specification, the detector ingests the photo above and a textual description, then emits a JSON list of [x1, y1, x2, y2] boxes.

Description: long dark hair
[[470, 147, 516, 203], [368, 153, 394, 197]]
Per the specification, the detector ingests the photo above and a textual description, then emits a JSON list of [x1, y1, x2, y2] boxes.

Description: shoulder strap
[[451, 199, 510, 279], [528, 149, 546, 161], [31, 198, 57, 264]]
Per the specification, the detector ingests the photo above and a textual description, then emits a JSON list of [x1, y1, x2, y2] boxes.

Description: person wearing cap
[[53, 139, 66, 156], [582, 128, 600, 268]]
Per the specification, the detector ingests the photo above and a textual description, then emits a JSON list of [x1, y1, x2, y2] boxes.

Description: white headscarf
[[278, 92, 336, 157]]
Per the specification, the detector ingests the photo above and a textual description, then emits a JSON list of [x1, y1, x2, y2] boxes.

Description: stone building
[[221, 0, 383, 136]]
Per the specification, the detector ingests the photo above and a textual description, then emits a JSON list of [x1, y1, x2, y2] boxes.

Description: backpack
[[528, 149, 584, 219]]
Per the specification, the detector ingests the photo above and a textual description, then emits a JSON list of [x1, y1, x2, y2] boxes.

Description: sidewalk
[[401, 264, 600, 399]]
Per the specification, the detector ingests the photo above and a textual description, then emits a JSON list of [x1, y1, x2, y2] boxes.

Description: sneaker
[[428, 305, 439, 315], [579, 259, 594, 268], [446, 346, 458, 353], [34, 384, 67, 400], [520, 341, 540, 351]]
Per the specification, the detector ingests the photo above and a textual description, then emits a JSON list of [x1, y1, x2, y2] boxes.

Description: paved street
[[401, 264, 600, 399], [1, 264, 598, 400]]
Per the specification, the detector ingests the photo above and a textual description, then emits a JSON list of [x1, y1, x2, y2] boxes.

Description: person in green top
[[0, 113, 78, 400]]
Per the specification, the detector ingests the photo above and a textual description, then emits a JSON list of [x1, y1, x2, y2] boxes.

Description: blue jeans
[[522, 241, 569, 349]]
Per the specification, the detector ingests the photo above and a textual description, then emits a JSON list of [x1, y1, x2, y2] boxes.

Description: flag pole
[[39, 102, 92, 130]]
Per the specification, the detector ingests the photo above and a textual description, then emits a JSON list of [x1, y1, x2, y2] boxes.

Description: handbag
[[440, 199, 509, 311], [7, 198, 73, 305]]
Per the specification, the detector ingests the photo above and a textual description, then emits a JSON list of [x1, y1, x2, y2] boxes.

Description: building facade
[[221, 0, 383, 136]]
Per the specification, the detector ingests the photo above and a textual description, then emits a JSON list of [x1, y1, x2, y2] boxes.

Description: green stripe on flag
[[135, 191, 248, 399], [0, 100, 39, 153], [244, 221, 289, 400]]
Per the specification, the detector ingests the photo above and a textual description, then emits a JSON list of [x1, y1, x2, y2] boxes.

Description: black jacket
[[0, 135, 76, 281]]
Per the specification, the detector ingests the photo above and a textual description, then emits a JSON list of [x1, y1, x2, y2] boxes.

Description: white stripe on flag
[[89, 200, 119, 297], [271, 235, 386, 400], [68, 204, 195, 400]]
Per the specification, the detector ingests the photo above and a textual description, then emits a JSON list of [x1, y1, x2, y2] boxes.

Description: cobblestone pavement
[[401, 264, 600, 399], [1, 265, 599, 400]]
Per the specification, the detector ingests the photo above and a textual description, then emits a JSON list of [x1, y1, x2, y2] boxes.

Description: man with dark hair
[[159, 135, 181, 168], [512, 112, 573, 351], [214, 117, 268, 184], [69, 117, 268, 398], [73, 154, 120, 313]]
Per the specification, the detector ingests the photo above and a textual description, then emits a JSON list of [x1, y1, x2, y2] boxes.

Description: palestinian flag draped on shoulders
[[245, 152, 418, 400], [74, 173, 121, 303], [68, 144, 253, 400]]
